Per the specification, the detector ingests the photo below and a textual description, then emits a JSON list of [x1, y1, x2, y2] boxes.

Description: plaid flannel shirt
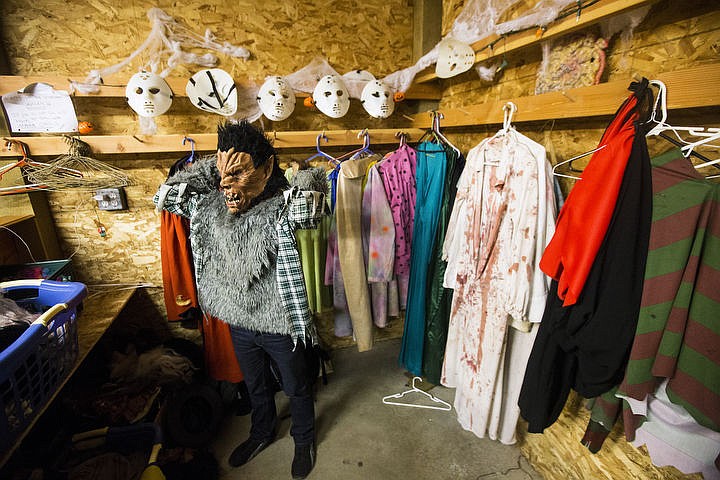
[[276, 186, 329, 348]]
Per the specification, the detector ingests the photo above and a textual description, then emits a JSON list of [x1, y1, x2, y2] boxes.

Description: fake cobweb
[[79, 2, 650, 128], [70, 8, 251, 133]]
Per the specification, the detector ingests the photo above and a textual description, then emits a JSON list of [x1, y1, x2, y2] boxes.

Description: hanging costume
[[159, 153, 198, 321], [363, 162, 400, 328], [285, 167, 332, 315], [377, 143, 418, 309], [583, 148, 720, 477], [519, 80, 654, 433], [158, 153, 243, 383], [399, 141, 447, 375], [422, 146, 463, 385], [336, 154, 379, 352], [441, 128, 555, 444]]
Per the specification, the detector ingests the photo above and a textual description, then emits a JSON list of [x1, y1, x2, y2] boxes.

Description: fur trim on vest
[[192, 190, 290, 334]]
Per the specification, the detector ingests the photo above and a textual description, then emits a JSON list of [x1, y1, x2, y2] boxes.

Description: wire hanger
[[382, 377, 452, 411], [0, 139, 82, 195], [645, 80, 720, 141], [329, 129, 374, 166], [419, 111, 462, 157], [433, 112, 461, 157], [551, 144, 606, 181], [644, 79, 720, 170], [182, 136, 196, 163]]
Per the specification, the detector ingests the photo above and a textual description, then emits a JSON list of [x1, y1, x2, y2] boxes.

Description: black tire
[[163, 383, 224, 448]]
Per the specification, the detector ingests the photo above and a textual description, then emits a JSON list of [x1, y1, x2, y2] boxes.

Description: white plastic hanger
[[382, 377, 452, 411], [646, 80, 720, 141], [680, 131, 720, 163], [481, 102, 519, 168], [645, 80, 720, 171], [488, 101, 517, 141], [551, 144, 606, 181], [425, 111, 462, 158]]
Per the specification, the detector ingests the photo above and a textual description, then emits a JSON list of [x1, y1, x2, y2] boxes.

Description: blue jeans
[[229, 327, 315, 445]]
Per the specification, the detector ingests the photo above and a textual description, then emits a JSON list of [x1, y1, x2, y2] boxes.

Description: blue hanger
[[304, 133, 337, 164], [182, 136, 196, 163]]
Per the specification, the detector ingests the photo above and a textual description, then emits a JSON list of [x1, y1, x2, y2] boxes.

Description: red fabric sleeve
[[540, 95, 639, 306]]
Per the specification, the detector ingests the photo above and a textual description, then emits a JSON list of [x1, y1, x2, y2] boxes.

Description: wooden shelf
[[0, 287, 137, 469], [410, 63, 720, 128], [0, 75, 442, 100], [0, 215, 34, 227], [0, 128, 426, 157], [414, 0, 660, 85]]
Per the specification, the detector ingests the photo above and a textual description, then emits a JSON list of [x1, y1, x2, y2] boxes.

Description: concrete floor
[[212, 338, 543, 480]]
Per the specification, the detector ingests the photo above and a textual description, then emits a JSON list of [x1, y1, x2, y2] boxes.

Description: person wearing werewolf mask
[[217, 148, 273, 214], [154, 121, 325, 479]]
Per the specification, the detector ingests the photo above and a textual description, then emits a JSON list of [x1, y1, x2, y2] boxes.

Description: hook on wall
[[502, 102, 517, 131], [3, 138, 30, 159], [395, 131, 408, 148]]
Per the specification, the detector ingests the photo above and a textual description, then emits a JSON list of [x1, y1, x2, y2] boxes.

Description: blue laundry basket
[[0, 279, 87, 454]]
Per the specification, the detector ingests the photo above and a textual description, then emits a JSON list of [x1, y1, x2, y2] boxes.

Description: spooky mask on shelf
[[256, 76, 296, 121], [312, 74, 350, 118], [125, 71, 174, 117], [186, 68, 238, 116], [361, 80, 394, 119], [435, 38, 476, 79]]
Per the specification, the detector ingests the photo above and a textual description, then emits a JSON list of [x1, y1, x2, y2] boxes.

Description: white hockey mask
[[312, 75, 350, 118], [256, 76, 296, 121], [361, 80, 394, 119], [186, 68, 237, 116], [125, 71, 173, 117], [435, 38, 476, 79]]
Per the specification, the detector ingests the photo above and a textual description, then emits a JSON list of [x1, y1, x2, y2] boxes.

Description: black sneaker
[[228, 437, 273, 467], [291, 441, 316, 479]]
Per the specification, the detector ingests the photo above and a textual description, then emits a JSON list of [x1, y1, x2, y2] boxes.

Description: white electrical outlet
[[94, 188, 128, 211]]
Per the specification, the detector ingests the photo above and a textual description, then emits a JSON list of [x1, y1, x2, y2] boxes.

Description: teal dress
[[422, 148, 464, 384], [399, 141, 447, 375]]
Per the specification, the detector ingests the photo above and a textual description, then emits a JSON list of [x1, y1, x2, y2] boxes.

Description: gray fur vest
[[192, 191, 289, 334]]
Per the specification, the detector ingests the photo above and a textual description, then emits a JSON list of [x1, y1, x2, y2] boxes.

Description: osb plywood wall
[[439, 1, 719, 480], [0, 0, 415, 315]]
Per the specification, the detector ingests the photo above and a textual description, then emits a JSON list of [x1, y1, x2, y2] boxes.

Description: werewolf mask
[[216, 147, 273, 214]]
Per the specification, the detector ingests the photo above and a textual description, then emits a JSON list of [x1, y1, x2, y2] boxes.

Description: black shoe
[[228, 437, 273, 467], [233, 381, 252, 416], [291, 441, 316, 479]]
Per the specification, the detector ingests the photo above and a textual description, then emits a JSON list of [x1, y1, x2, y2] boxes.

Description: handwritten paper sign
[[1, 82, 78, 133]]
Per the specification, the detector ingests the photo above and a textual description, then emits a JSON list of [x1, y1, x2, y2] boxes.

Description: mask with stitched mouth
[[216, 147, 273, 214]]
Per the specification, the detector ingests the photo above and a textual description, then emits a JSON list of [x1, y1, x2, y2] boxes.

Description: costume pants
[[230, 327, 315, 445]]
